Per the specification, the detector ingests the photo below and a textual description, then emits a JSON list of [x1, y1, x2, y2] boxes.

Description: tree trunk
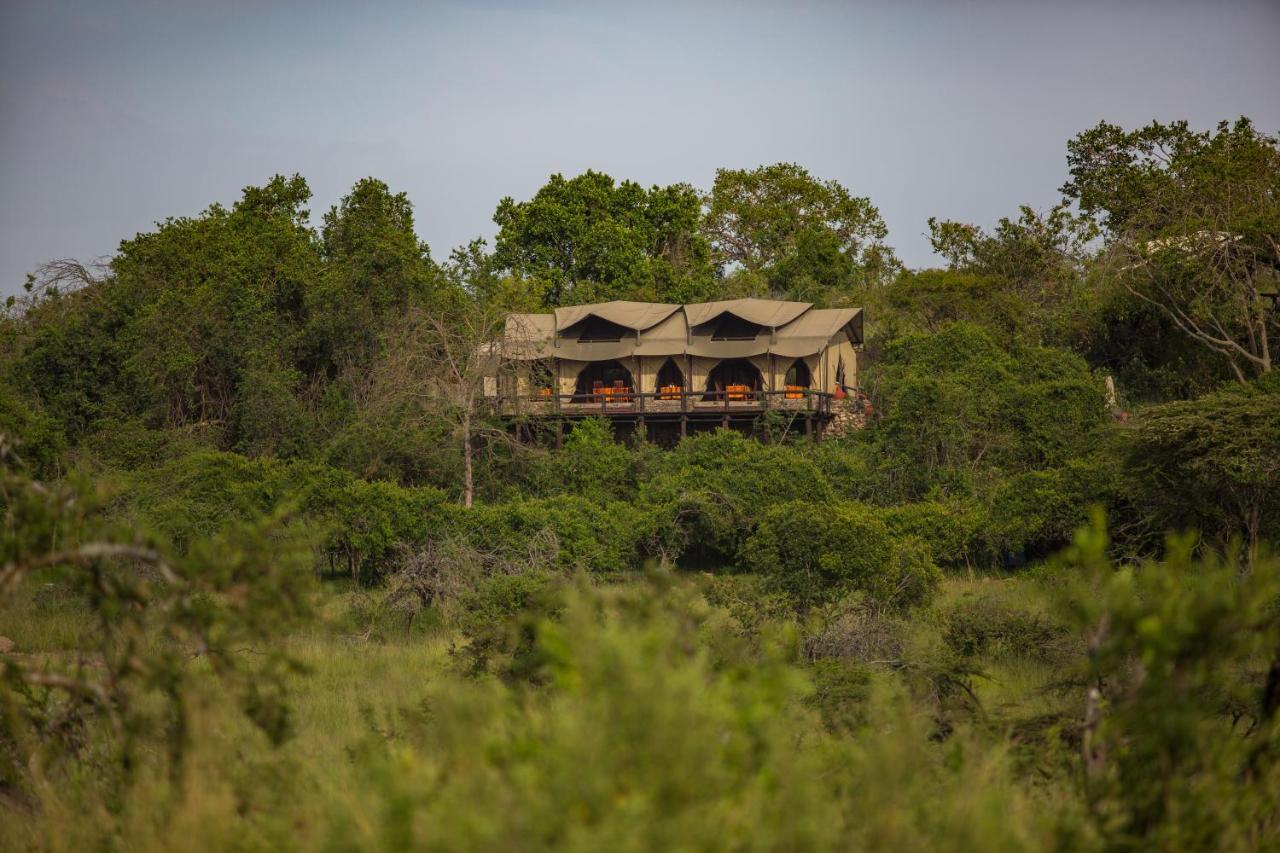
[[462, 410, 474, 509]]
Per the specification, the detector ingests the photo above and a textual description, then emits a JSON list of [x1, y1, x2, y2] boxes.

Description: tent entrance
[[703, 358, 762, 402]]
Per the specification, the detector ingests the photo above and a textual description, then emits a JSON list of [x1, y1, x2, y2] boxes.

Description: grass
[[1, 571, 1090, 851]]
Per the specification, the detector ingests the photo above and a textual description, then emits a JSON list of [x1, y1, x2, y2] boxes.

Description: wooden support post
[[804, 415, 812, 440], [680, 414, 687, 439], [555, 420, 563, 449]]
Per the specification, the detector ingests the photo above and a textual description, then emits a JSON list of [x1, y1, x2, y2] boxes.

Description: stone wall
[[824, 398, 869, 439]]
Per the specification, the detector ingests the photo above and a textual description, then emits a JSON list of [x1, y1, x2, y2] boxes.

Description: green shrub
[[448, 495, 641, 573], [125, 448, 448, 579], [986, 455, 1117, 561], [943, 593, 1074, 664], [742, 501, 941, 610], [126, 449, 329, 549], [699, 572, 796, 635], [639, 430, 835, 565], [454, 571, 566, 678], [310, 476, 448, 579], [882, 498, 987, 567], [530, 418, 639, 502], [0, 385, 66, 478]]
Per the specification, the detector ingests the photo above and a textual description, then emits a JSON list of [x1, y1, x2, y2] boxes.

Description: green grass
[[0, 580, 97, 653], [0, 572, 1109, 851]]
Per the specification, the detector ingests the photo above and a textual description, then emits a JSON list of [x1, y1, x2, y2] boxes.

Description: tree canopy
[[1063, 118, 1280, 379], [492, 171, 716, 307], [703, 162, 898, 300]]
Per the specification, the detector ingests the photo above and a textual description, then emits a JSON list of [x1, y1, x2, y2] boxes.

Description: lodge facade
[[485, 299, 865, 442]]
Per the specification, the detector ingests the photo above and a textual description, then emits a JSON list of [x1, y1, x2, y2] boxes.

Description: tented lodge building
[[486, 298, 865, 441]]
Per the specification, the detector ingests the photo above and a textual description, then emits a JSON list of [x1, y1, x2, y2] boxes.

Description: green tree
[[1063, 118, 1280, 380], [927, 203, 1098, 317], [306, 178, 438, 377], [881, 268, 1026, 335], [702, 162, 897, 299], [492, 171, 715, 307], [867, 323, 1107, 501], [111, 174, 320, 450]]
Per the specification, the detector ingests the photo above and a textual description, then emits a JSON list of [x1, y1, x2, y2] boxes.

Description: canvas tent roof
[[682, 298, 811, 329], [553, 301, 680, 333], [768, 307, 862, 358], [496, 300, 862, 361]]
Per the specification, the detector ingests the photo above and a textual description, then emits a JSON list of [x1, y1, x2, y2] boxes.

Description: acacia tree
[[1063, 119, 1280, 381]]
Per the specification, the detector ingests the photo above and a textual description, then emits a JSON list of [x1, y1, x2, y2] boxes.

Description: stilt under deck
[[494, 388, 837, 445]]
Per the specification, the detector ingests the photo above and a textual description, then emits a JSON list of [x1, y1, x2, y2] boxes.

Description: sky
[[1, 0, 1278, 297]]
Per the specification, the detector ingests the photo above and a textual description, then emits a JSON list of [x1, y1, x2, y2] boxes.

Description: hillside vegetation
[[2, 118, 1279, 850]]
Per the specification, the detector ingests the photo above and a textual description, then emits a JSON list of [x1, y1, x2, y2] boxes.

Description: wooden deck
[[491, 388, 839, 442]]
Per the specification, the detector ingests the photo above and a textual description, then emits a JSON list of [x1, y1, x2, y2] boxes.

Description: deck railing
[[489, 388, 836, 417]]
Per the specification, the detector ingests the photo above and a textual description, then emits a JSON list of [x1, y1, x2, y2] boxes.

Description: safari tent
[[485, 299, 864, 439]]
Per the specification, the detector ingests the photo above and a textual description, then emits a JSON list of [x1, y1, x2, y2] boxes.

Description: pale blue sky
[[2, 0, 1278, 296]]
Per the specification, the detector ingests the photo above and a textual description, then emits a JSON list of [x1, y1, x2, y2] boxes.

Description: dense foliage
[[2, 117, 1279, 850]]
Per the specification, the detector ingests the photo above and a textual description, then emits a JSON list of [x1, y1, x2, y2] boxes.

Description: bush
[[881, 498, 987, 568], [639, 430, 835, 565], [126, 449, 330, 549], [448, 495, 641, 573], [311, 476, 448, 579], [454, 570, 566, 680], [529, 418, 639, 502], [985, 454, 1117, 562], [125, 448, 448, 579], [0, 386, 66, 478], [943, 591, 1075, 664], [742, 501, 941, 610]]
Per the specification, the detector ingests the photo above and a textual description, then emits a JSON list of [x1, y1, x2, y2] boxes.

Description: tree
[[927, 203, 1098, 314], [356, 293, 534, 508], [881, 268, 1026, 335], [306, 178, 438, 377], [1063, 119, 1280, 380], [492, 171, 716, 307], [702, 163, 897, 299], [866, 323, 1107, 502], [110, 174, 320, 448]]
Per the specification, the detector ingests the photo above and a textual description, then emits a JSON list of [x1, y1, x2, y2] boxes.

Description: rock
[[0, 636, 14, 654], [824, 399, 869, 439]]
